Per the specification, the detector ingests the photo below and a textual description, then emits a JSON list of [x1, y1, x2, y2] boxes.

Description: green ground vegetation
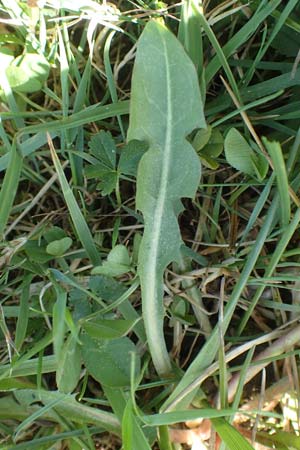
[[0, 1, 300, 449]]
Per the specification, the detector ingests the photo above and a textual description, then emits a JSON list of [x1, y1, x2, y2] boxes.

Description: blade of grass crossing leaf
[[15, 275, 32, 351], [0, 142, 22, 238], [211, 417, 255, 450], [104, 31, 125, 139], [263, 137, 290, 226], [48, 134, 101, 265]]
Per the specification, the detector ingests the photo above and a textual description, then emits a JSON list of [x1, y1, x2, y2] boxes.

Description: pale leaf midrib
[[142, 33, 173, 373]]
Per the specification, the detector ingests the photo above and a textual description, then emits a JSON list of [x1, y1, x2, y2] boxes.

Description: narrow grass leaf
[[52, 284, 67, 362], [142, 409, 244, 426], [0, 142, 22, 238], [211, 417, 255, 450], [128, 20, 205, 376], [13, 389, 120, 434], [104, 31, 125, 139], [262, 137, 290, 226], [122, 399, 152, 450], [13, 395, 67, 442], [15, 274, 32, 351], [17, 100, 129, 141], [178, 0, 203, 74], [48, 134, 101, 265], [197, 7, 241, 102], [56, 333, 81, 394]]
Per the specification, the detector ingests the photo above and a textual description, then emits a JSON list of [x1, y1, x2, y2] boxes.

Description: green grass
[[1, 1, 300, 449]]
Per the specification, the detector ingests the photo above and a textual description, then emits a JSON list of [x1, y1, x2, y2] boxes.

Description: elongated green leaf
[[128, 20, 205, 376], [0, 142, 22, 238], [15, 274, 32, 351], [262, 137, 290, 226], [48, 136, 101, 266], [13, 389, 120, 434], [56, 333, 81, 394], [52, 284, 67, 362], [122, 399, 152, 450], [211, 417, 255, 450]]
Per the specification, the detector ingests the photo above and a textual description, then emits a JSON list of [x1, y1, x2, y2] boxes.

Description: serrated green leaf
[[81, 333, 140, 387], [127, 20, 205, 376], [46, 237, 72, 256], [82, 318, 139, 339], [96, 170, 118, 195], [86, 131, 119, 195], [89, 130, 117, 169]]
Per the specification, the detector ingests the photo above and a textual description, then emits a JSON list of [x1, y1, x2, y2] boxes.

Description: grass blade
[[263, 137, 290, 226], [48, 134, 101, 265], [0, 142, 22, 238]]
